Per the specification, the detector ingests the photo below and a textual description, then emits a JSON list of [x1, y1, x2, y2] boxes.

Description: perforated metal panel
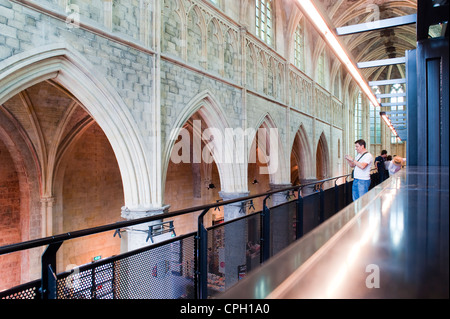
[[0, 283, 39, 299], [113, 235, 196, 299], [206, 213, 261, 298], [57, 263, 115, 299], [52, 234, 196, 299]]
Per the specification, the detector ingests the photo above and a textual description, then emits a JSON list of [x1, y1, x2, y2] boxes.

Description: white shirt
[[354, 152, 373, 180], [388, 161, 401, 175]]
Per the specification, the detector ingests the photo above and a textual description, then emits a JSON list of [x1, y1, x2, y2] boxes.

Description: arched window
[[334, 67, 341, 98], [390, 83, 405, 144], [256, 0, 273, 46], [317, 50, 325, 86], [354, 91, 363, 142], [294, 21, 305, 71], [370, 86, 381, 144]]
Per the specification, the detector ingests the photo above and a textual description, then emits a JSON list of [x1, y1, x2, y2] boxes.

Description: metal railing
[[0, 171, 379, 299]]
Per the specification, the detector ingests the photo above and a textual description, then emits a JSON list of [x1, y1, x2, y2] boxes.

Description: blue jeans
[[352, 179, 371, 201]]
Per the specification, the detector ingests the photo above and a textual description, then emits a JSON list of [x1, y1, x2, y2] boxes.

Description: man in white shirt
[[345, 139, 373, 201]]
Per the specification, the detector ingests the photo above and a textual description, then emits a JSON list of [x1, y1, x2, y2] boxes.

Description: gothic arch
[[290, 124, 314, 183], [316, 132, 330, 180], [249, 113, 289, 185], [163, 90, 243, 194], [0, 44, 154, 211]]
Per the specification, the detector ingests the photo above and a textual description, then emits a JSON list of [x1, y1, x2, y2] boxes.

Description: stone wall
[[0, 0, 352, 289], [0, 138, 21, 291]]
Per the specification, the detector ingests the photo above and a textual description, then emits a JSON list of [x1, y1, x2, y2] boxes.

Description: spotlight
[[207, 183, 216, 189]]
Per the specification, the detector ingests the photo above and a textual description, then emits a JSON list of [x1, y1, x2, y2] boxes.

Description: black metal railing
[[0, 171, 379, 299]]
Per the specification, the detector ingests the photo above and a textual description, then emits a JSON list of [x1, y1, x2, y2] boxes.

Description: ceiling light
[[294, 0, 380, 107], [380, 112, 401, 141]]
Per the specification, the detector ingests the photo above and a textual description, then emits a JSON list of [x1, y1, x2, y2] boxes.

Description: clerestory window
[[294, 21, 305, 71], [390, 83, 405, 144], [354, 91, 363, 143], [256, 0, 273, 46], [370, 86, 381, 144]]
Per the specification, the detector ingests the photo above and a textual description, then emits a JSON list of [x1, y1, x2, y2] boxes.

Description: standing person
[[374, 150, 388, 183], [384, 155, 392, 179], [345, 139, 373, 201]]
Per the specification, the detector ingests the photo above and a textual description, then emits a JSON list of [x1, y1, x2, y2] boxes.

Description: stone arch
[[290, 124, 314, 184], [0, 114, 41, 286], [0, 44, 154, 211], [224, 28, 239, 80], [186, 5, 206, 67], [286, 13, 306, 66], [207, 17, 223, 74], [316, 132, 330, 180], [257, 50, 267, 93], [163, 90, 242, 195], [249, 113, 288, 185], [161, 0, 185, 57], [246, 42, 257, 89]]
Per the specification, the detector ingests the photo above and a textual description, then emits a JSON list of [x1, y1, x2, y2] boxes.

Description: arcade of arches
[[0, 0, 408, 290]]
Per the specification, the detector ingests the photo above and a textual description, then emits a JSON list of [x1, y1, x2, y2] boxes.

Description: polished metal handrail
[[0, 173, 354, 256]]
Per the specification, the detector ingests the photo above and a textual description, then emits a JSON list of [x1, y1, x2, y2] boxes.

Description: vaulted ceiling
[[318, 0, 418, 82]]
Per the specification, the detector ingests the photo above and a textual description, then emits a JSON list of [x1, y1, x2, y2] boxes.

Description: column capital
[[269, 183, 292, 191], [218, 191, 250, 221], [218, 191, 250, 201], [269, 183, 292, 206], [120, 205, 170, 220], [40, 196, 56, 204]]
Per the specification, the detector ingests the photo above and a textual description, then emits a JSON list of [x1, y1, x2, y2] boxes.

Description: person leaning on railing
[[388, 156, 404, 175]]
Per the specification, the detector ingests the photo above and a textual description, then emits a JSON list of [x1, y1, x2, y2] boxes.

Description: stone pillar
[[120, 205, 170, 253], [269, 183, 292, 207], [219, 191, 249, 289], [40, 196, 55, 237], [300, 178, 318, 196], [119, 205, 182, 298], [219, 191, 250, 221]]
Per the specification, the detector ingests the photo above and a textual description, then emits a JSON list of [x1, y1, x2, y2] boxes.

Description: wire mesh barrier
[[205, 212, 261, 298], [0, 173, 375, 299], [53, 233, 196, 299], [0, 279, 41, 299], [270, 201, 297, 258]]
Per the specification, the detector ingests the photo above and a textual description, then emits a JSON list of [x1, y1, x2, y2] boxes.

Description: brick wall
[[0, 138, 21, 291], [58, 123, 123, 270]]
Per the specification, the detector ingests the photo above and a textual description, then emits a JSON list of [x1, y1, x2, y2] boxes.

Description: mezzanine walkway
[[219, 166, 449, 299]]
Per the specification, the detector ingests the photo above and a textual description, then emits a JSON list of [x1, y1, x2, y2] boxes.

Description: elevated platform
[[219, 166, 449, 299]]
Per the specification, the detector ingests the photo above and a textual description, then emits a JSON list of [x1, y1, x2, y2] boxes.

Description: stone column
[[40, 196, 55, 237], [119, 205, 182, 298], [120, 205, 170, 252], [219, 191, 249, 289], [269, 183, 292, 207], [300, 178, 318, 196]]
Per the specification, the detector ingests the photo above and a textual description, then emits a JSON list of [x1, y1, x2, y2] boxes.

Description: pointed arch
[[249, 113, 288, 184], [316, 132, 330, 180], [246, 42, 257, 89], [0, 44, 154, 210], [290, 124, 314, 183], [186, 5, 206, 67], [163, 90, 243, 193], [224, 28, 239, 80], [161, 0, 185, 58], [207, 17, 223, 74]]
